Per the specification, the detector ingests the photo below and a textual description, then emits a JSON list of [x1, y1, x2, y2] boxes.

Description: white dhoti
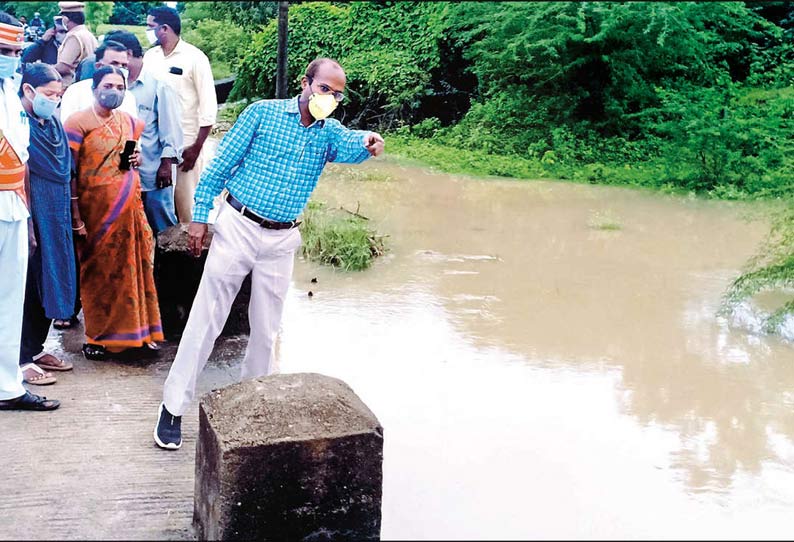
[[0, 194, 29, 401], [163, 201, 301, 416]]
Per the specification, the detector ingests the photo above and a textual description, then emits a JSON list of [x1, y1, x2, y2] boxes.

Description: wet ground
[[3, 157, 794, 539]]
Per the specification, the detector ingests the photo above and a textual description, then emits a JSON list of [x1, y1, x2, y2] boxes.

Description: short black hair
[[148, 6, 181, 36], [105, 30, 143, 58], [95, 40, 128, 62], [19, 63, 61, 97], [62, 11, 85, 25], [0, 11, 21, 27], [92, 65, 126, 90]]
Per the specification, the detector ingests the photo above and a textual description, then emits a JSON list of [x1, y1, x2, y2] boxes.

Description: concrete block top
[[200, 373, 383, 449]]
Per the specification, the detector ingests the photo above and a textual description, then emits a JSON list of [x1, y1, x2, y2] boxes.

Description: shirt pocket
[[137, 104, 154, 125]]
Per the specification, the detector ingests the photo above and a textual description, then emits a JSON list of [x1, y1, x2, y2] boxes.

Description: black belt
[[226, 194, 300, 230]]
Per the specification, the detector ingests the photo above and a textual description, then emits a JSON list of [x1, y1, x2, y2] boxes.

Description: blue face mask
[[0, 55, 20, 79], [32, 91, 59, 119]]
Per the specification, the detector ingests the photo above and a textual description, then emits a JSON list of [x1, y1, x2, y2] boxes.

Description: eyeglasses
[[309, 77, 344, 103]]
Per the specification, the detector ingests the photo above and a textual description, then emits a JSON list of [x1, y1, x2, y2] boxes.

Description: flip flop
[[20, 363, 57, 386], [0, 391, 60, 411], [32, 353, 73, 372]]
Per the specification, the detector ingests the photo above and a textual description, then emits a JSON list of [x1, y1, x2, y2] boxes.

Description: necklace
[[92, 106, 119, 137]]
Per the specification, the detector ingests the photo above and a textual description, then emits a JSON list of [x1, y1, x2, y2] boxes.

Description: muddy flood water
[[5, 150, 794, 540], [275, 159, 794, 539]]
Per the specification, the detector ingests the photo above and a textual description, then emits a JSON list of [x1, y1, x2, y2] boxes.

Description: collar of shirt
[[161, 38, 187, 59], [285, 95, 325, 128], [66, 24, 87, 36]]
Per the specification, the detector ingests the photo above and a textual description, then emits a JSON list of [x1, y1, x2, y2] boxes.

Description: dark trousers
[[19, 254, 52, 366]]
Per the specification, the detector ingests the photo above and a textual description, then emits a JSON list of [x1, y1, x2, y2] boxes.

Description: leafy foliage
[[0, 2, 59, 24], [231, 1, 465, 128], [84, 1, 113, 30], [182, 18, 247, 78], [109, 1, 161, 26], [182, 1, 277, 30], [721, 199, 794, 331]]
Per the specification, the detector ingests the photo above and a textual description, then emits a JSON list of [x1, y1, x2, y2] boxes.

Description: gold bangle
[[72, 221, 85, 230]]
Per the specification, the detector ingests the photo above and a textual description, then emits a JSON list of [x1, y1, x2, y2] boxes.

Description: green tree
[[0, 1, 59, 24], [85, 1, 112, 31], [109, 1, 161, 25]]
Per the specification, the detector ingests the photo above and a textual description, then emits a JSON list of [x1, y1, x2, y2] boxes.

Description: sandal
[[20, 363, 57, 386], [82, 343, 106, 361], [53, 319, 70, 330], [53, 315, 79, 330], [0, 390, 60, 411], [32, 353, 73, 372]]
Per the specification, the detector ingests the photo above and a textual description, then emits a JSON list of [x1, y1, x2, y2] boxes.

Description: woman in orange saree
[[63, 66, 164, 361]]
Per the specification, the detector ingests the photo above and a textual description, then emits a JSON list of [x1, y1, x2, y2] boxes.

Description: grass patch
[[324, 164, 394, 183], [300, 201, 387, 271], [209, 60, 233, 81], [587, 210, 623, 231], [95, 24, 148, 45], [386, 134, 547, 180]]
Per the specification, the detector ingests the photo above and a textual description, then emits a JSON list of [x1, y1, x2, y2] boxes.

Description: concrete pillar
[[194, 373, 384, 541], [155, 223, 251, 339]]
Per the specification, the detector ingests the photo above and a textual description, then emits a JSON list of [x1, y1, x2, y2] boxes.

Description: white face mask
[[145, 28, 158, 46]]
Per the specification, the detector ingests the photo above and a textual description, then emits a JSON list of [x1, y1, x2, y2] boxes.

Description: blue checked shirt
[[192, 96, 372, 223]]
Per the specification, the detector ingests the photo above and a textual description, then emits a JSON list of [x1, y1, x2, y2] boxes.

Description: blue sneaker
[[154, 402, 182, 450]]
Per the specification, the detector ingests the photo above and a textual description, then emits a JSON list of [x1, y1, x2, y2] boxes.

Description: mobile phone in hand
[[119, 140, 137, 171]]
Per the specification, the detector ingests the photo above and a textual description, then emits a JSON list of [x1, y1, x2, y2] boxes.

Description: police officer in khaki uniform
[[54, 1, 97, 86]]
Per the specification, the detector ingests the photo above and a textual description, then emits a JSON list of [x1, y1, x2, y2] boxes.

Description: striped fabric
[[0, 134, 25, 200], [0, 22, 23, 47]]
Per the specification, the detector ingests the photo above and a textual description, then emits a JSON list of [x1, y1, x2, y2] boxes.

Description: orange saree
[[64, 109, 164, 351]]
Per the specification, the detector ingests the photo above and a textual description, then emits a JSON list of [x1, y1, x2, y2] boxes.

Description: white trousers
[[163, 201, 302, 416], [0, 216, 27, 400], [174, 150, 204, 224]]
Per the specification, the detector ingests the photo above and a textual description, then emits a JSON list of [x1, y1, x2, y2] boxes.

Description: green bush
[[300, 201, 386, 271], [182, 19, 247, 79], [231, 1, 457, 128]]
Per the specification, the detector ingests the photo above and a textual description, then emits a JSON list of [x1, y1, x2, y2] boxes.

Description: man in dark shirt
[[21, 21, 66, 67]]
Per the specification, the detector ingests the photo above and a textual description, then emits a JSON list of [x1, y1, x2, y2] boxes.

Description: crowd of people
[[0, 2, 216, 410], [0, 2, 385, 453]]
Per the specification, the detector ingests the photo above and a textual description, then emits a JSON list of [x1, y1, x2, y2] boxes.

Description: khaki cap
[[58, 1, 86, 14]]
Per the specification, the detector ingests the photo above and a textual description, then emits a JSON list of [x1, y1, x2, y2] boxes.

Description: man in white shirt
[[59, 39, 137, 123], [144, 6, 216, 223], [0, 12, 59, 411]]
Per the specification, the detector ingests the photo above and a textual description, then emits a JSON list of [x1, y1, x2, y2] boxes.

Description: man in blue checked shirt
[[154, 57, 385, 450]]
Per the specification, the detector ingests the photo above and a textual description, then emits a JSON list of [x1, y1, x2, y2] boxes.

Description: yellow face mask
[[308, 93, 338, 120]]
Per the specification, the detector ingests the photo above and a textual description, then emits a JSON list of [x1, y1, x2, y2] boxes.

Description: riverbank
[[385, 133, 793, 202]]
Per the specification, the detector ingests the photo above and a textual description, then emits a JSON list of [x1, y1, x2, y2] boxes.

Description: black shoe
[[82, 343, 106, 360], [0, 391, 60, 411], [154, 402, 182, 450]]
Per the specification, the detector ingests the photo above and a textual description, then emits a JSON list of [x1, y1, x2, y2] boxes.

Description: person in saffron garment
[[63, 65, 164, 361]]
